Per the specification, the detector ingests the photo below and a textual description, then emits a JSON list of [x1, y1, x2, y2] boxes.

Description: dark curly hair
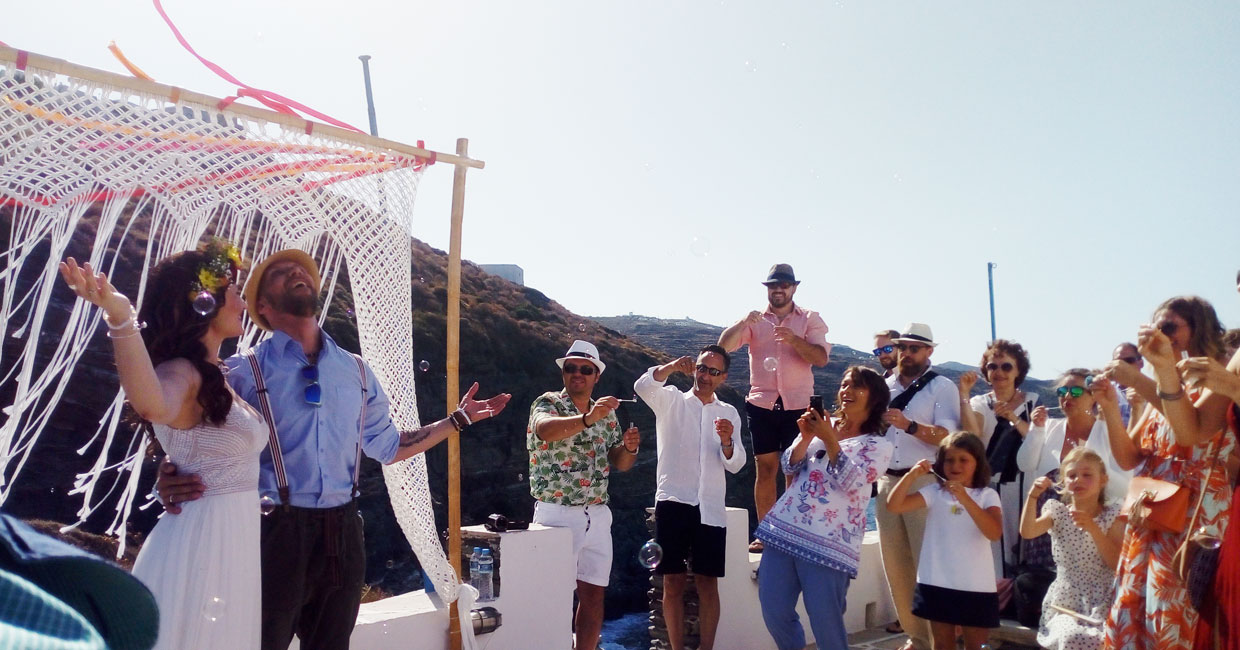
[[979, 339, 1030, 387], [834, 366, 891, 435], [138, 250, 234, 426]]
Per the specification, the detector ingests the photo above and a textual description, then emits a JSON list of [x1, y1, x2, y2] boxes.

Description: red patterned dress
[[1202, 404, 1240, 650], [1103, 397, 1236, 650]]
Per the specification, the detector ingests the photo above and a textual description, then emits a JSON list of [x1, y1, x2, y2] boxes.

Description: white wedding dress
[[131, 399, 267, 650]]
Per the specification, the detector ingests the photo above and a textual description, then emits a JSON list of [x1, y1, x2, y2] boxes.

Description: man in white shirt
[[875, 323, 960, 650], [634, 345, 746, 650]]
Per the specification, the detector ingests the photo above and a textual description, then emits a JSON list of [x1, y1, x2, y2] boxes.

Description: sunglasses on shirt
[[872, 345, 895, 356], [302, 364, 322, 407], [696, 364, 725, 377], [562, 363, 597, 376], [1056, 386, 1087, 399], [986, 362, 1015, 373]]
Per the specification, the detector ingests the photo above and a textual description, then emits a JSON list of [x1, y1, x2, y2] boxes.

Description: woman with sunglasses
[[1102, 296, 1235, 650], [60, 242, 266, 649], [957, 340, 1040, 581]]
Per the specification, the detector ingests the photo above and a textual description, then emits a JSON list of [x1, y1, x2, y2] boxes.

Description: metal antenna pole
[[358, 55, 379, 136], [987, 262, 997, 341]]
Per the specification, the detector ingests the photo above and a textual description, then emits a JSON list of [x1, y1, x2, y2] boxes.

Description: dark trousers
[[260, 503, 366, 650]]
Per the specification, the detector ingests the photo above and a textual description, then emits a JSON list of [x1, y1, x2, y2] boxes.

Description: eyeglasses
[[766, 282, 793, 290], [302, 364, 321, 407], [1118, 356, 1141, 365], [896, 343, 926, 354], [986, 362, 1015, 373], [562, 363, 596, 376], [1158, 321, 1179, 337], [696, 364, 724, 377], [1056, 386, 1086, 399], [872, 345, 895, 356]]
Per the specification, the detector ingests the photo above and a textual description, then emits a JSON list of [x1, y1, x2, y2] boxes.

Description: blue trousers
[[758, 546, 850, 650]]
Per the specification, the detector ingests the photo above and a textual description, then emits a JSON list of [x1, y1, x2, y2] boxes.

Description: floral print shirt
[[755, 430, 893, 577], [527, 390, 621, 506]]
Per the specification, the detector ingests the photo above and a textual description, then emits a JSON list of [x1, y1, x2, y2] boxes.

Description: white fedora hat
[[894, 323, 938, 347], [556, 340, 606, 375]]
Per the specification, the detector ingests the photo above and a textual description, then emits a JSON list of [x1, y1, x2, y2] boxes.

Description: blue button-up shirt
[[225, 330, 402, 508]]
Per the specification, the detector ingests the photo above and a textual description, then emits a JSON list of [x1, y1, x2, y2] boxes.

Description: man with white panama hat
[[875, 322, 960, 650], [527, 339, 641, 650], [157, 249, 511, 650]]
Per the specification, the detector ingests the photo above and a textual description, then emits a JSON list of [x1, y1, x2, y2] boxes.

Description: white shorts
[[533, 501, 613, 587]]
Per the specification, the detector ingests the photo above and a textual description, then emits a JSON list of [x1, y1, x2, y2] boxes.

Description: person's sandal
[[748, 539, 764, 553]]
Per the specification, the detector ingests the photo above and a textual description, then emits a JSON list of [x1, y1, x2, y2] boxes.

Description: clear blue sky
[[8, 1, 1239, 378]]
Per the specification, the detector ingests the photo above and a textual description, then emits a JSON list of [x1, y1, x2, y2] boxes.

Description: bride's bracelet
[[103, 304, 147, 336]]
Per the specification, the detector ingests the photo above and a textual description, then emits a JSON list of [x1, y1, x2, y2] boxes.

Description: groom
[[158, 250, 511, 650]]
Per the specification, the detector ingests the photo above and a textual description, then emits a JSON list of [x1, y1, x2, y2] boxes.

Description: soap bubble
[[192, 290, 216, 315], [689, 237, 711, 257], [385, 559, 395, 569], [578, 323, 587, 332], [259, 495, 276, 515], [346, 308, 355, 319], [419, 360, 430, 372], [419, 276, 426, 283], [762, 357, 779, 372], [638, 539, 663, 569], [202, 596, 225, 623]]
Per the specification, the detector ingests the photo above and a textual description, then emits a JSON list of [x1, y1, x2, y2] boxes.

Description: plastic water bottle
[[477, 549, 494, 601], [469, 547, 481, 591]]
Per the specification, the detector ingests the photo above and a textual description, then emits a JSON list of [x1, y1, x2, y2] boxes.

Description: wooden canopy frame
[[0, 45, 480, 650]]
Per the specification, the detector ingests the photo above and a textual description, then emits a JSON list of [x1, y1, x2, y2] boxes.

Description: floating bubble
[[346, 308, 355, 319], [638, 539, 663, 569], [578, 323, 587, 332], [689, 237, 711, 257], [385, 559, 395, 569], [1193, 527, 1223, 550], [743, 60, 758, 73], [259, 495, 276, 515], [517, 473, 525, 482], [192, 290, 216, 316], [419, 360, 430, 372], [762, 357, 779, 372], [202, 596, 225, 623], [419, 276, 426, 283]]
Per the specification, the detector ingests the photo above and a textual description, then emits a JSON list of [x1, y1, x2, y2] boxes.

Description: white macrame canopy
[[0, 45, 482, 622]]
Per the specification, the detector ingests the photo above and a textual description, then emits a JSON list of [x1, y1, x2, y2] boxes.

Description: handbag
[[1171, 438, 1224, 613], [1124, 476, 1191, 533]]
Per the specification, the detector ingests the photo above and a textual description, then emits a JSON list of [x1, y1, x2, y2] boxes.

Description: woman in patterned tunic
[[1102, 296, 1235, 650]]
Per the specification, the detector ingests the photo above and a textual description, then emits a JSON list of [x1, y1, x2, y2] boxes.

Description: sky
[[6, 1, 1239, 379]]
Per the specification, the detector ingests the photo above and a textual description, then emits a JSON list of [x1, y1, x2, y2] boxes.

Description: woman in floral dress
[[1102, 296, 1235, 650]]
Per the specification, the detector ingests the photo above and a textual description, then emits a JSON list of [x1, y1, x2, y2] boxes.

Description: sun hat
[[893, 322, 938, 347], [243, 249, 322, 331], [762, 263, 799, 286], [555, 340, 605, 375]]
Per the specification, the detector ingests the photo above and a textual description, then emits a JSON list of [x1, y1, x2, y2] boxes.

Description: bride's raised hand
[[59, 257, 133, 321]]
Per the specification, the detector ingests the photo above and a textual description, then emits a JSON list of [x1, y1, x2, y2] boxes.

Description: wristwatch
[[906, 421, 920, 435]]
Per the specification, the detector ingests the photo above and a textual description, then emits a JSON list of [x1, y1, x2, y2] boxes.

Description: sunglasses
[[766, 282, 793, 290], [696, 364, 724, 377], [1056, 386, 1086, 399], [896, 343, 926, 354], [1118, 356, 1141, 365], [562, 363, 596, 376], [872, 345, 895, 356], [302, 364, 322, 407], [1158, 321, 1179, 337], [986, 362, 1015, 373]]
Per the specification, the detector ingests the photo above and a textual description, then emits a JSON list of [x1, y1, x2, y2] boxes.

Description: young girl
[[1020, 447, 1124, 650], [887, 432, 1002, 650]]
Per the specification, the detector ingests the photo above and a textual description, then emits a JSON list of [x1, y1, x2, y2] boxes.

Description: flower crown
[[188, 238, 245, 305]]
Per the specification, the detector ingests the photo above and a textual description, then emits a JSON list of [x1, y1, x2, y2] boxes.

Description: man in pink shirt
[[718, 263, 830, 553]]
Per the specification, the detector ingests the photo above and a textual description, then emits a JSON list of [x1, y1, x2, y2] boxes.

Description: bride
[[61, 240, 263, 649]]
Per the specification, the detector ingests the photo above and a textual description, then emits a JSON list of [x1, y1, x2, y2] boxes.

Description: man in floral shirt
[[528, 340, 640, 650]]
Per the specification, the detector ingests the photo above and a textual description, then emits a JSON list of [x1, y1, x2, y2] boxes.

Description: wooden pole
[[0, 46, 483, 170], [445, 138, 469, 650]]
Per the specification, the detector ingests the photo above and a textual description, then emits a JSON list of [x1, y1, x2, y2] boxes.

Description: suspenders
[[244, 348, 370, 506]]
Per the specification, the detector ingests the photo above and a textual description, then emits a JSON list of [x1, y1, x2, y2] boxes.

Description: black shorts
[[746, 400, 803, 456], [653, 500, 726, 577], [912, 583, 1000, 628]]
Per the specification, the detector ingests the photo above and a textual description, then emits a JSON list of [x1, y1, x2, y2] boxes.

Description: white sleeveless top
[[153, 399, 267, 497]]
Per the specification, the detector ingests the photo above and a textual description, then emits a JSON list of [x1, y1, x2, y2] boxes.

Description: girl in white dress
[[60, 241, 263, 650], [1019, 447, 1124, 650]]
